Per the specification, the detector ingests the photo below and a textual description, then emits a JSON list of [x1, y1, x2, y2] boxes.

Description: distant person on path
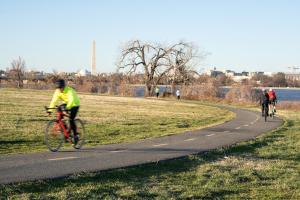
[[176, 89, 180, 100], [259, 89, 270, 116], [48, 79, 81, 145], [155, 86, 160, 98], [268, 88, 277, 112]]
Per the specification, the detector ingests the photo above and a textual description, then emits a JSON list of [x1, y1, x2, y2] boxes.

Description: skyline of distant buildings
[[1, 66, 299, 76]]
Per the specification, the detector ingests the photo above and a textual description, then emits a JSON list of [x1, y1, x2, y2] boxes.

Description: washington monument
[[91, 40, 96, 75]]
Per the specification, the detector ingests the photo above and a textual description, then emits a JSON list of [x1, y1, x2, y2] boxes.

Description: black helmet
[[55, 79, 65, 89]]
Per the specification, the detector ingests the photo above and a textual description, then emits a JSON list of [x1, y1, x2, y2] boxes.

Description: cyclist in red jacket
[[268, 88, 277, 113]]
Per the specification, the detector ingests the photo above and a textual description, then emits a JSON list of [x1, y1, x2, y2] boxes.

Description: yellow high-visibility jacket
[[49, 86, 80, 111]]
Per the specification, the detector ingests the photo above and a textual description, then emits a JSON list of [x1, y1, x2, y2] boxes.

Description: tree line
[[1, 40, 297, 95]]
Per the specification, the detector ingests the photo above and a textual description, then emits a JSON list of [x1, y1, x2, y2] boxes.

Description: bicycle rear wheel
[[264, 105, 268, 122], [72, 119, 85, 149], [271, 106, 275, 119], [45, 120, 64, 152]]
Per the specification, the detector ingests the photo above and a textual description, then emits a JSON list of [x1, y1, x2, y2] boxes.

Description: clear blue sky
[[1, 0, 300, 73]]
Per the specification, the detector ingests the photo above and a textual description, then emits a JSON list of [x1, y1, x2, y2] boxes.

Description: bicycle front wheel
[[45, 120, 64, 152], [264, 105, 268, 122], [72, 119, 85, 149]]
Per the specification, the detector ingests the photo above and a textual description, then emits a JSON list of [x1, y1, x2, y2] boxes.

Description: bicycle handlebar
[[44, 107, 55, 110], [44, 105, 68, 112]]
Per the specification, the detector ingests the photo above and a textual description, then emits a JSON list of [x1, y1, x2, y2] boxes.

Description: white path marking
[[153, 143, 168, 147], [110, 150, 127, 153], [250, 116, 260, 125], [206, 134, 215, 137], [235, 127, 241, 130], [48, 157, 78, 161], [184, 138, 196, 142], [243, 124, 249, 127]]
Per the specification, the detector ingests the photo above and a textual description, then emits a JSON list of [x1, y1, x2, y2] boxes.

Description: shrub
[[118, 83, 134, 96], [277, 101, 300, 111], [181, 81, 221, 100], [225, 85, 260, 103]]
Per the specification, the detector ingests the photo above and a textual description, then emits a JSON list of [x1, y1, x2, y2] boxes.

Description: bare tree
[[117, 40, 200, 96], [166, 43, 200, 93], [8, 57, 26, 88], [273, 72, 287, 87]]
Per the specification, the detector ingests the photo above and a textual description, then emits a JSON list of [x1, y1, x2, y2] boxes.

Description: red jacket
[[268, 90, 276, 100]]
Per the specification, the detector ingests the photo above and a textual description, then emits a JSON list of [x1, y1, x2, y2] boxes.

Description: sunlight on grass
[[0, 88, 234, 154]]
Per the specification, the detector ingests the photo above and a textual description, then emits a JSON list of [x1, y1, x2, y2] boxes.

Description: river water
[[134, 86, 300, 101], [272, 89, 300, 101]]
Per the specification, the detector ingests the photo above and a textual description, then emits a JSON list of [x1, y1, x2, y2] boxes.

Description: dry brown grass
[[181, 82, 221, 100], [276, 101, 300, 111], [0, 88, 234, 154], [225, 85, 260, 103]]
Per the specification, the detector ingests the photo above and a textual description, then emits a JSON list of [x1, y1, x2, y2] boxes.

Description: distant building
[[204, 68, 284, 82], [224, 70, 235, 77], [91, 40, 96, 75], [249, 71, 264, 77], [204, 68, 224, 77], [231, 74, 250, 82], [76, 69, 91, 77], [0, 70, 6, 80], [25, 70, 45, 80], [241, 71, 249, 76], [285, 73, 300, 81], [264, 72, 275, 77]]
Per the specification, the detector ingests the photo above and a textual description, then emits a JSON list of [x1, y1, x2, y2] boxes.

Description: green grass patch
[[0, 88, 234, 154], [1, 109, 299, 199]]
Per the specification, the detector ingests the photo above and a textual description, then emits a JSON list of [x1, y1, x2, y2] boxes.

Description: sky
[[1, 0, 300, 73]]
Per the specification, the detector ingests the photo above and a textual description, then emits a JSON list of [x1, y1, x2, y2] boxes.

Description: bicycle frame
[[47, 106, 72, 142], [56, 111, 70, 139], [269, 104, 273, 112], [45, 105, 84, 151], [268, 100, 276, 117]]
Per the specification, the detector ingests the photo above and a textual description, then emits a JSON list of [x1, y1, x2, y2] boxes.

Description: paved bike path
[[0, 107, 283, 184]]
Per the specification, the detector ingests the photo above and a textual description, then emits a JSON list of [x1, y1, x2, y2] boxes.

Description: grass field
[[0, 102, 299, 199], [0, 88, 299, 199], [0, 88, 234, 154]]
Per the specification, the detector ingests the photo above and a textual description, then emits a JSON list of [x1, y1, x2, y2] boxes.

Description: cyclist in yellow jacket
[[48, 79, 80, 144]]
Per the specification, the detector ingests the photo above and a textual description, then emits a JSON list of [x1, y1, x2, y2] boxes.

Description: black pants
[[261, 103, 268, 116], [69, 106, 79, 136]]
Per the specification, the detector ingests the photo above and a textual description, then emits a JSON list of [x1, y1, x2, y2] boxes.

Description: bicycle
[[263, 103, 269, 122], [269, 100, 276, 119], [44, 105, 85, 152]]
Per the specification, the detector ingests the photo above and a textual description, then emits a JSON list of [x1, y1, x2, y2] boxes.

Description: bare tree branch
[[117, 40, 204, 96], [8, 57, 26, 88]]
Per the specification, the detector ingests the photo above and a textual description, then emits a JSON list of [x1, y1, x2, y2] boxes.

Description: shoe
[[73, 135, 79, 145]]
